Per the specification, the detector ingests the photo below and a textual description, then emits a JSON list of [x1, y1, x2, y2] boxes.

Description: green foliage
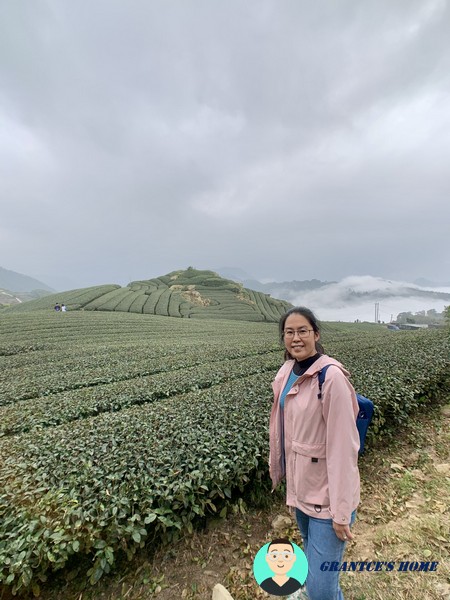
[[4, 270, 292, 323], [396, 309, 446, 325], [2, 285, 120, 313], [0, 311, 448, 593]]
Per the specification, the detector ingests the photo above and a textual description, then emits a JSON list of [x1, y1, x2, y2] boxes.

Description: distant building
[[396, 323, 429, 331]]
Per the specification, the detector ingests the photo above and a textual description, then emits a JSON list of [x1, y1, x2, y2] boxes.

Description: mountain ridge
[[0, 266, 55, 293]]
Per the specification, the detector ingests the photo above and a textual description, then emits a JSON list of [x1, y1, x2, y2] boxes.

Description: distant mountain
[[0, 267, 55, 293], [243, 278, 334, 298], [219, 274, 450, 306], [5, 268, 292, 322], [0, 288, 53, 306], [214, 268, 334, 297], [215, 267, 256, 282], [0, 289, 21, 306], [255, 276, 450, 306], [414, 278, 450, 288]]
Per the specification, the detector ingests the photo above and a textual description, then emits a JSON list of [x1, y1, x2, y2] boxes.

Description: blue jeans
[[295, 508, 356, 600]]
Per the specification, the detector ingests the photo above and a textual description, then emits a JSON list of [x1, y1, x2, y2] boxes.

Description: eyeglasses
[[267, 550, 295, 562], [283, 328, 313, 339]]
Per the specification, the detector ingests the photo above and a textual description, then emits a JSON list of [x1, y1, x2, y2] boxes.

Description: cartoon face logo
[[253, 538, 308, 597], [266, 541, 297, 575]]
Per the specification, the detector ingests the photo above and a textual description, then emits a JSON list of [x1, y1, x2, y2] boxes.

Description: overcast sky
[[1, 0, 449, 291]]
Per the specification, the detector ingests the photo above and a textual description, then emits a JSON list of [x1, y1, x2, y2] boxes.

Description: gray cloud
[[1, 0, 449, 290]]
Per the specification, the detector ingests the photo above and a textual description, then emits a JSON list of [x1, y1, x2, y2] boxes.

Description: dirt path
[[150, 403, 449, 600]]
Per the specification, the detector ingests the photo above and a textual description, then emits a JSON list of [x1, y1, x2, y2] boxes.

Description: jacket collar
[[282, 354, 349, 379]]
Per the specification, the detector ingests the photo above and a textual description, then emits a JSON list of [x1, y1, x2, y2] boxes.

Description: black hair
[[279, 306, 325, 360], [267, 538, 294, 552]]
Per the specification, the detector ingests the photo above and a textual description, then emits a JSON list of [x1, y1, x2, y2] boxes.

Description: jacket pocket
[[292, 441, 329, 506]]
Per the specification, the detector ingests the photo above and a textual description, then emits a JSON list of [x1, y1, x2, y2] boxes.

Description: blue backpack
[[317, 365, 374, 455]]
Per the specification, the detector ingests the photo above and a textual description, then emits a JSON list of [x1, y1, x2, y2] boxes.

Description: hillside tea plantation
[[0, 310, 448, 595], [5, 268, 292, 323]]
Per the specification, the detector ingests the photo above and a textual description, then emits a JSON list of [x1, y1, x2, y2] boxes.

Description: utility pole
[[374, 302, 380, 323]]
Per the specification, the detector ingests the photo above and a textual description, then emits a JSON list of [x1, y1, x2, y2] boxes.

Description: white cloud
[[291, 276, 450, 322], [0, 0, 449, 287]]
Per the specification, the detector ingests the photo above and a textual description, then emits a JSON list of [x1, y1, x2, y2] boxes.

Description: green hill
[[4, 268, 292, 322], [0, 288, 53, 308], [0, 266, 54, 293]]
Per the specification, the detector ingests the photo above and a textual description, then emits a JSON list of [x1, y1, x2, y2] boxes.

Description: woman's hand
[[333, 522, 354, 542]]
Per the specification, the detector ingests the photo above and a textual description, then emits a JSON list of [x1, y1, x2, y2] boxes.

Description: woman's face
[[283, 313, 320, 361]]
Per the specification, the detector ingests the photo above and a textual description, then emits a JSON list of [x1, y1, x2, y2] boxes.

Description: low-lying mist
[[284, 276, 450, 323]]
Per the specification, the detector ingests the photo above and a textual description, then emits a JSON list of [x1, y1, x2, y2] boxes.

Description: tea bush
[[4, 269, 291, 322], [0, 311, 448, 594]]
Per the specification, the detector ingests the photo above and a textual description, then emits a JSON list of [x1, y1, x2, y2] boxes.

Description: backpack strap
[[317, 364, 374, 455], [317, 364, 334, 400]]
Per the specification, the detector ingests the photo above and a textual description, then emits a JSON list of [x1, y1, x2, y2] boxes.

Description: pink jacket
[[269, 354, 360, 524]]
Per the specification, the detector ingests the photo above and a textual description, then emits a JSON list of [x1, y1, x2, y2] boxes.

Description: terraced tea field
[[5, 268, 292, 322], [0, 310, 448, 595]]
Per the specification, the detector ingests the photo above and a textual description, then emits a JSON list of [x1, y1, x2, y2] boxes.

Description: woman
[[269, 307, 360, 600]]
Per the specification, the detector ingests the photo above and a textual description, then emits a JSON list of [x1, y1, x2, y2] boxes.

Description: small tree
[[397, 311, 414, 324]]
